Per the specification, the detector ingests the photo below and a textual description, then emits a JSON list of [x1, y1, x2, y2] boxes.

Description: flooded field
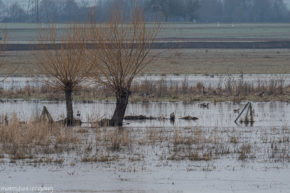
[[1, 74, 290, 90], [0, 100, 289, 128], [0, 100, 290, 193], [1, 20, 290, 193]]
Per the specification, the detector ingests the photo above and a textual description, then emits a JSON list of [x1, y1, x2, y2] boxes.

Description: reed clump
[[0, 116, 289, 167], [238, 144, 252, 161], [1, 77, 289, 103], [82, 155, 119, 163], [0, 114, 79, 160], [95, 128, 131, 151]]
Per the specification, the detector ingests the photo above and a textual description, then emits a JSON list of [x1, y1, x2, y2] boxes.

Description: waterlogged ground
[[1, 159, 289, 193], [1, 74, 290, 90], [0, 100, 290, 193], [0, 100, 289, 127]]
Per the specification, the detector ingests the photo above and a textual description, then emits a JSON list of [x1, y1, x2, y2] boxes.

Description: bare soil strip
[[4, 40, 290, 51]]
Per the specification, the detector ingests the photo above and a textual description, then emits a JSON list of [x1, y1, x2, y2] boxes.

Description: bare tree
[[39, 0, 59, 23], [0, 0, 6, 20], [146, 0, 172, 21], [7, 2, 27, 22], [184, 0, 200, 21], [36, 25, 93, 126], [88, 8, 160, 126]]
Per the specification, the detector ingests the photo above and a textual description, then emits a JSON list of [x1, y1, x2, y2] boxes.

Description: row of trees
[[0, 0, 199, 23], [0, 8, 159, 126], [1, 0, 289, 23], [198, 0, 290, 22]]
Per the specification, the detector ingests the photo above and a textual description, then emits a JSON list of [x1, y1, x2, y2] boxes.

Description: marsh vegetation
[[1, 7, 290, 193], [0, 102, 289, 165], [0, 75, 289, 103]]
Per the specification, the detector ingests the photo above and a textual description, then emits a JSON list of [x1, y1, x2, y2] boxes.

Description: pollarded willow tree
[[36, 25, 94, 126], [88, 8, 160, 126]]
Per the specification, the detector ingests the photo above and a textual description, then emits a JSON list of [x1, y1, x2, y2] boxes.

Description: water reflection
[[0, 100, 289, 129]]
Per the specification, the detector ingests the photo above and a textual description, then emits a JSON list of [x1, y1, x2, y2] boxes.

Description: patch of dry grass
[[0, 113, 289, 167], [238, 144, 252, 161], [3, 49, 290, 76], [81, 155, 119, 163], [0, 114, 79, 160], [146, 49, 290, 74], [101, 128, 130, 151], [1, 75, 290, 103]]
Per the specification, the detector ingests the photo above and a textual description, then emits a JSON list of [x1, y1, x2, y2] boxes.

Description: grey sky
[[1, 0, 96, 9], [1, 0, 290, 9]]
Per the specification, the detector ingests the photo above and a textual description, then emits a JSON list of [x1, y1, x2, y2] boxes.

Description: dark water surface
[[0, 100, 289, 128]]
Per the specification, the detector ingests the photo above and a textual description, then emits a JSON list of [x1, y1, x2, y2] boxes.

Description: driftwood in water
[[235, 102, 254, 125], [124, 115, 157, 120], [39, 106, 53, 124], [180, 116, 199, 121], [98, 115, 167, 127]]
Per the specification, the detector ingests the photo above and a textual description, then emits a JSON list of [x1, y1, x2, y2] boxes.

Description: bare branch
[[87, 6, 160, 126], [36, 24, 93, 91], [35, 24, 94, 126], [89, 8, 160, 93]]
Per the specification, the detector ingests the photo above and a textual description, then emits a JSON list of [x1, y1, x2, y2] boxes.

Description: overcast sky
[[2, 0, 290, 9], [1, 0, 96, 9]]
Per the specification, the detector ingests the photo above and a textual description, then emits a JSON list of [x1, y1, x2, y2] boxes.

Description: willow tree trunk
[[110, 88, 131, 126], [65, 86, 74, 126]]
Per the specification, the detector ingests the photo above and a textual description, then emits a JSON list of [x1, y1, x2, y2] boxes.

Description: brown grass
[[95, 128, 131, 151], [1, 76, 289, 103], [238, 144, 252, 161], [0, 114, 79, 160], [230, 136, 238, 144], [82, 155, 119, 163], [145, 49, 290, 74], [2, 49, 290, 76], [0, 114, 289, 166]]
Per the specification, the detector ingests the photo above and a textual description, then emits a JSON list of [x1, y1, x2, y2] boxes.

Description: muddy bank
[[5, 40, 290, 51]]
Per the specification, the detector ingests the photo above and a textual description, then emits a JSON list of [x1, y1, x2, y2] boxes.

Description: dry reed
[[1, 77, 289, 103], [0, 114, 79, 160]]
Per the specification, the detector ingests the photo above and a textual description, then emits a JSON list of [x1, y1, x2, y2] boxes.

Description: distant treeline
[[0, 0, 289, 23]]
